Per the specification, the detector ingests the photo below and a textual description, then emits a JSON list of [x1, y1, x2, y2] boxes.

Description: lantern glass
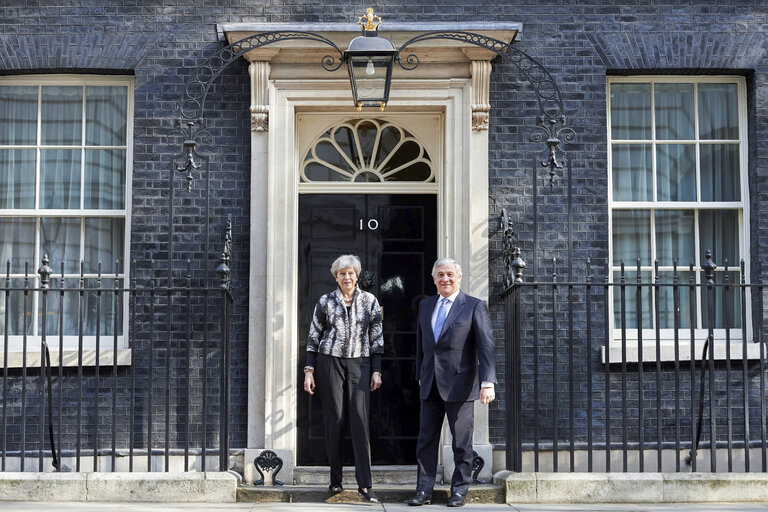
[[348, 55, 393, 107]]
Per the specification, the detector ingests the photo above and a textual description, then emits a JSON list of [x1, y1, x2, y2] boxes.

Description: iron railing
[[502, 250, 768, 473], [0, 250, 233, 473]]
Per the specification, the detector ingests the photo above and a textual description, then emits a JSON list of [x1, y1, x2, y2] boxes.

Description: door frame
[[248, 79, 492, 476]]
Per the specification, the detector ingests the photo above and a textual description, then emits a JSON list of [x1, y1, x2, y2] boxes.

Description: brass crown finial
[[359, 8, 381, 32]]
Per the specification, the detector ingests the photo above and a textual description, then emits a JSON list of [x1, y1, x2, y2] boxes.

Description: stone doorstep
[[236, 484, 505, 503], [292, 465, 439, 485]]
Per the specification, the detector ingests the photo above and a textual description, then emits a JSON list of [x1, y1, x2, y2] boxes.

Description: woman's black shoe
[[329, 485, 344, 493], [358, 487, 379, 502]]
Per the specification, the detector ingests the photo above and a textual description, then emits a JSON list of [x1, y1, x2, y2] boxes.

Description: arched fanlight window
[[301, 119, 434, 183]]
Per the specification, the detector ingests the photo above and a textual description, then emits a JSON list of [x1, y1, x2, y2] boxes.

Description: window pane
[[40, 217, 80, 274], [40, 149, 81, 209], [0, 279, 34, 335], [0, 218, 35, 273], [0, 149, 35, 209], [38, 278, 81, 336], [657, 271, 696, 329], [655, 210, 695, 265], [699, 83, 738, 140], [613, 210, 651, 265], [84, 218, 124, 274], [656, 144, 695, 201], [655, 83, 694, 140], [700, 144, 740, 201], [41, 86, 82, 146], [84, 149, 126, 209], [0, 85, 37, 145], [612, 144, 652, 201], [613, 271, 652, 330], [701, 271, 741, 329], [83, 278, 123, 336], [86, 86, 127, 146], [303, 161, 349, 182], [699, 210, 739, 266], [387, 162, 432, 182], [610, 83, 651, 140]]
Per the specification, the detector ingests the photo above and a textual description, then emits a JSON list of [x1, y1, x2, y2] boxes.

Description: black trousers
[[415, 379, 474, 495], [315, 354, 372, 488]]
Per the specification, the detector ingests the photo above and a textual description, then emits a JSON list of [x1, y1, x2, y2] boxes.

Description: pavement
[[0, 503, 767, 511]]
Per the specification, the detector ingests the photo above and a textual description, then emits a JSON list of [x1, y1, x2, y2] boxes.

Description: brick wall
[[1, 0, 767, 454]]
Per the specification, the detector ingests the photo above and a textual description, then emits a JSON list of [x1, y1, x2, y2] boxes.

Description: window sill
[[0, 349, 132, 369], [602, 339, 762, 364]]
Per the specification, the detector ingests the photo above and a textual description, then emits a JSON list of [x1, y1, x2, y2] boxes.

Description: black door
[[297, 194, 437, 466]]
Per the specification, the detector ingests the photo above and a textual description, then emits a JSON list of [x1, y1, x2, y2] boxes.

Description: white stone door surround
[[219, 21, 521, 482]]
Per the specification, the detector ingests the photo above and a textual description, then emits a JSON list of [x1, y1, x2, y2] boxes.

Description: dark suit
[[414, 290, 496, 495]]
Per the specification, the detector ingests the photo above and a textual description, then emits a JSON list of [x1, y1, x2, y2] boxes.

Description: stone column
[[245, 60, 293, 484], [442, 58, 494, 484]]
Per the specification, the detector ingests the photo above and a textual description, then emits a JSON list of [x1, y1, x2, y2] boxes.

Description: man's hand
[[304, 372, 315, 395], [480, 387, 495, 405]]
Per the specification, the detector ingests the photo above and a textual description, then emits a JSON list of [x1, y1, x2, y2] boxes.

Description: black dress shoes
[[328, 484, 343, 493], [408, 491, 433, 506], [447, 493, 466, 507]]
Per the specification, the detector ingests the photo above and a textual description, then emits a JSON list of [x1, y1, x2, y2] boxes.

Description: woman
[[303, 254, 383, 502]]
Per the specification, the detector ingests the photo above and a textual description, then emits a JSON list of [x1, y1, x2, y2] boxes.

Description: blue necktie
[[433, 298, 448, 343]]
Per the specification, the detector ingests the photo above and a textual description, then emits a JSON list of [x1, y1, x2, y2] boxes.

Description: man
[[409, 258, 496, 508]]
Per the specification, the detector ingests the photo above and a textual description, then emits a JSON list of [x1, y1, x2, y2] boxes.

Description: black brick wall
[[0, 0, 767, 455]]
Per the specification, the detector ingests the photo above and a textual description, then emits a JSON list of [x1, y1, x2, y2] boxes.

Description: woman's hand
[[370, 371, 382, 392], [304, 372, 316, 395]]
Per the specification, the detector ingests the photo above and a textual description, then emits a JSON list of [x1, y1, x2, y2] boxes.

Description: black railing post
[[740, 260, 750, 472], [76, 261, 84, 471], [217, 218, 232, 472], [2, 261, 9, 472], [703, 250, 718, 472], [112, 260, 120, 472], [94, 261, 102, 471], [688, 260, 697, 471], [37, 255, 58, 471], [129, 260, 136, 472], [551, 257, 559, 472], [506, 248, 525, 471], [21, 262, 29, 471], [586, 258, 593, 471]]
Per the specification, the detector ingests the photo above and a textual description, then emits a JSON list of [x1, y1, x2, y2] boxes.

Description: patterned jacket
[[306, 287, 384, 360]]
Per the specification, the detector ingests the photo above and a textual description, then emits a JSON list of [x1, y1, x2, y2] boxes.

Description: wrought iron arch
[[168, 28, 575, 289], [172, 29, 573, 191]]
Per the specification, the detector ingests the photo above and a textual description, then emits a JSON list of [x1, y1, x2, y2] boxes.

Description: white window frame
[[606, 75, 757, 362], [0, 74, 133, 364]]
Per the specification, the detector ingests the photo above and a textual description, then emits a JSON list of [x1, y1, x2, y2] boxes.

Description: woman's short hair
[[330, 254, 362, 278], [431, 258, 462, 278]]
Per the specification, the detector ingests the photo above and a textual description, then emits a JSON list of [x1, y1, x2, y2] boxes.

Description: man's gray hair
[[330, 254, 362, 278], [431, 258, 462, 278]]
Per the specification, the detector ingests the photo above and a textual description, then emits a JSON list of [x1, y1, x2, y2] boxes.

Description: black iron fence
[[0, 249, 233, 473], [502, 250, 768, 473]]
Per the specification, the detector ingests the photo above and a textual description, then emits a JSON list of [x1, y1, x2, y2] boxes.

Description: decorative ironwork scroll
[[471, 450, 486, 484], [396, 30, 574, 186], [179, 32, 343, 122], [253, 449, 284, 486]]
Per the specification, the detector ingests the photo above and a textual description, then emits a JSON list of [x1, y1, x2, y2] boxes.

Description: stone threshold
[[236, 483, 504, 503]]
